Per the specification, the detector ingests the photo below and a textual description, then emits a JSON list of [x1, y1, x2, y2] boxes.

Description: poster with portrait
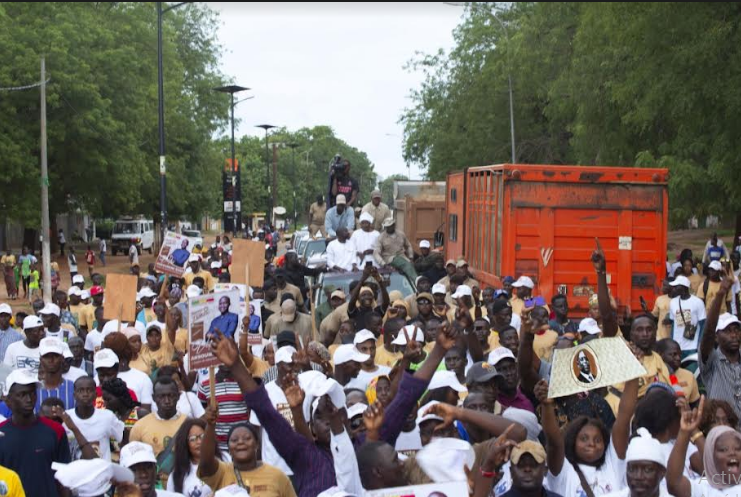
[[188, 288, 240, 370], [366, 481, 468, 497], [213, 283, 263, 346], [155, 231, 199, 278], [547, 337, 648, 399]]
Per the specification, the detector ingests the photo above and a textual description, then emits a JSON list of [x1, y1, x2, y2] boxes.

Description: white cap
[[72, 274, 85, 284], [94, 348, 119, 369], [0, 303, 12, 315], [215, 485, 251, 497], [428, 370, 467, 393], [81, 290, 91, 300], [488, 347, 516, 366], [417, 437, 476, 484], [39, 303, 61, 317], [188, 254, 201, 263], [62, 343, 73, 359], [53, 459, 134, 497], [333, 344, 370, 365], [102, 320, 120, 336], [578, 318, 602, 335], [275, 346, 296, 365], [625, 428, 666, 467], [137, 287, 156, 299], [336, 194, 347, 205], [210, 261, 222, 269], [353, 329, 376, 345], [391, 325, 425, 346], [419, 240, 431, 249], [40, 337, 66, 357], [297, 370, 346, 421], [23, 315, 44, 331], [359, 212, 374, 224], [709, 260, 723, 271], [120, 441, 157, 468], [382, 217, 396, 228], [67, 286, 82, 297], [347, 403, 368, 419], [416, 400, 444, 425], [432, 283, 447, 295], [451, 285, 472, 299], [670, 275, 691, 288], [512, 276, 535, 289], [717, 313, 741, 332], [4, 368, 40, 395], [186, 285, 202, 299]]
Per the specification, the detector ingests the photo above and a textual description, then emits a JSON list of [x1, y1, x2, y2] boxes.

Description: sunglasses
[[188, 433, 205, 443]]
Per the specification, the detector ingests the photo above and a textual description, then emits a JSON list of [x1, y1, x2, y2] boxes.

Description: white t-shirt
[[354, 365, 391, 391], [117, 368, 154, 405], [689, 480, 741, 497], [249, 381, 292, 476], [3, 342, 40, 372], [326, 240, 357, 272], [546, 442, 626, 497], [46, 329, 75, 341], [63, 366, 89, 383], [68, 254, 78, 272], [669, 295, 707, 351], [129, 245, 139, 264], [152, 391, 205, 419], [166, 462, 213, 497], [156, 490, 185, 497], [350, 230, 380, 267], [85, 329, 105, 354], [603, 488, 670, 497], [395, 426, 422, 454], [511, 313, 522, 333], [66, 407, 124, 461]]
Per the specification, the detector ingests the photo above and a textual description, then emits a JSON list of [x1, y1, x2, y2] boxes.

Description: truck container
[[445, 164, 669, 316], [393, 181, 447, 249]]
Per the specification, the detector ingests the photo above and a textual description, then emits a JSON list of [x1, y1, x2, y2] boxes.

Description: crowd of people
[[4, 210, 741, 497]]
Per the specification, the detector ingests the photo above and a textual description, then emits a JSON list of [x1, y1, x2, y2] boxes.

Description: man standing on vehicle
[[324, 194, 356, 239], [309, 195, 327, 239], [413, 240, 443, 274], [361, 189, 391, 232], [329, 159, 359, 208], [326, 227, 357, 273], [373, 218, 418, 282]]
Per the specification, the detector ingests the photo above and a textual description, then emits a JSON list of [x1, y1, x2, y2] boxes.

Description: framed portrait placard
[[548, 337, 647, 399]]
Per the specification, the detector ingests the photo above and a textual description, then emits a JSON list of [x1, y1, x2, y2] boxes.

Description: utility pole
[[271, 143, 278, 226], [40, 57, 52, 301]]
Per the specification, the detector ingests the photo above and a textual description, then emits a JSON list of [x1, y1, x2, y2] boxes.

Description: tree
[[378, 174, 408, 207]]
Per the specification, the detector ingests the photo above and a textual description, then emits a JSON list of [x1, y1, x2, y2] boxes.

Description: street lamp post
[[214, 85, 250, 235], [256, 124, 276, 226], [287, 142, 299, 223]]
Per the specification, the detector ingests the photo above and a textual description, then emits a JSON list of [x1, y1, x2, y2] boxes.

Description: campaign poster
[[366, 481, 468, 497], [214, 283, 263, 346], [188, 288, 240, 370], [155, 231, 199, 278]]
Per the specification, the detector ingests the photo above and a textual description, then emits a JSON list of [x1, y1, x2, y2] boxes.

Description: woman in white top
[[168, 418, 220, 497], [535, 377, 636, 497], [668, 397, 741, 497]]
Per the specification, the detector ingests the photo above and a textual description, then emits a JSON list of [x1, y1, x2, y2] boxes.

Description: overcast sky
[[209, 2, 462, 181]]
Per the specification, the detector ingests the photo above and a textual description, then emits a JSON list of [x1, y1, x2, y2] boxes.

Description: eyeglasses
[[188, 433, 205, 443]]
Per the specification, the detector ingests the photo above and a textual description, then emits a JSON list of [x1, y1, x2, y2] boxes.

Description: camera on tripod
[[330, 154, 345, 176]]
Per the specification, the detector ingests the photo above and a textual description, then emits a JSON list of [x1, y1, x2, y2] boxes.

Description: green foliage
[[401, 2, 741, 226]]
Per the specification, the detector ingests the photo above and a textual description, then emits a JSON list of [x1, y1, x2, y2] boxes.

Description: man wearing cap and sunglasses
[[361, 189, 391, 232]]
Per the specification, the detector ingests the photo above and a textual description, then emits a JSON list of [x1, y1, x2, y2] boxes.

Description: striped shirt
[[197, 375, 249, 453], [0, 328, 23, 363], [36, 379, 77, 412], [60, 310, 79, 334], [699, 347, 741, 418]]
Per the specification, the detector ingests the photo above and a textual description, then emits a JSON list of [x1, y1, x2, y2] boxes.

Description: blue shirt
[[208, 312, 238, 339], [170, 248, 190, 267], [324, 206, 355, 237], [36, 379, 77, 412]]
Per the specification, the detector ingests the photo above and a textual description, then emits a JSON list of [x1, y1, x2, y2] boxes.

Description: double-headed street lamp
[[214, 85, 251, 234], [256, 124, 276, 225]]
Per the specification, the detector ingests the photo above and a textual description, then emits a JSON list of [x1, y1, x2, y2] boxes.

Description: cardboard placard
[[547, 337, 648, 399], [155, 231, 200, 278], [188, 288, 241, 371], [102, 274, 138, 323], [366, 481, 468, 497], [230, 239, 265, 287]]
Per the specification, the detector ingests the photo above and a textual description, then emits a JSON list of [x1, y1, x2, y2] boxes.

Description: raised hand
[[679, 395, 704, 434], [436, 320, 459, 350], [205, 404, 219, 426], [363, 401, 385, 433], [292, 335, 311, 371], [592, 238, 606, 273], [482, 424, 518, 471], [403, 326, 423, 362], [210, 329, 239, 367], [282, 374, 306, 409], [721, 264, 736, 293], [423, 401, 458, 432], [534, 379, 553, 405]]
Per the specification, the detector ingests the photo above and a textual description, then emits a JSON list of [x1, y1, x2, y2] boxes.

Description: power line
[[0, 78, 51, 92]]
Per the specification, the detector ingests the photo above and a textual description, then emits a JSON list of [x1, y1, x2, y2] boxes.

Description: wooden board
[[230, 239, 265, 287], [102, 274, 138, 322]]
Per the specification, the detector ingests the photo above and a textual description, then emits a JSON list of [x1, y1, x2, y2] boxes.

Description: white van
[[111, 218, 155, 255]]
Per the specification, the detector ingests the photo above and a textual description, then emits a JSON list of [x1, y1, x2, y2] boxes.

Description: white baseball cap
[[353, 329, 376, 346], [188, 254, 201, 263], [578, 318, 602, 335], [137, 287, 156, 299], [512, 276, 535, 289], [275, 346, 297, 365], [391, 325, 425, 346], [419, 240, 431, 249], [428, 370, 467, 393], [72, 274, 85, 284], [81, 290, 91, 300], [40, 337, 66, 357], [67, 286, 82, 297], [120, 442, 157, 469], [709, 260, 723, 271], [333, 344, 370, 366], [359, 212, 374, 224], [335, 194, 347, 205], [39, 303, 61, 317], [717, 313, 741, 332], [4, 368, 40, 395], [432, 284, 447, 295], [102, 320, 120, 336], [488, 347, 516, 366], [416, 400, 444, 426], [62, 343, 73, 359], [186, 285, 202, 299], [0, 303, 12, 315], [94, 349, 119, 369], [210, 261, 222, 269], [347, 403, 368, 419], [451, 285, 472, 299], [670, 275, 691, 288], [53, 459, 134, 497], [23, 315, 44, 331]]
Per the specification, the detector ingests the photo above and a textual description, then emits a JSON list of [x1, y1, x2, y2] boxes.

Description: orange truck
[[445, 164, 669, 316]]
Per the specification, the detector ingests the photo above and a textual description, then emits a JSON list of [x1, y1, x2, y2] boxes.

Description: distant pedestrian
[[68, 247, 78, 282], [58, 229, 66, 256], [1, 250, 17, 300], [99, 238, 107, 267], [85, 246, 95, 278]]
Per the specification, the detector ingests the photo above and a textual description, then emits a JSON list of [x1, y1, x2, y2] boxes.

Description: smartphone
[[525, 296, 546, 307]]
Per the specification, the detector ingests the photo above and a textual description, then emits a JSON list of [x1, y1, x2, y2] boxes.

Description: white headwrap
[[626, 427, 665, 467]]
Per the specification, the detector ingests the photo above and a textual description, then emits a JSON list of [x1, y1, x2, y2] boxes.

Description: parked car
[[110, 217, 155, 255], [300, 239, 328, 267], [181, 229, 204, 248]]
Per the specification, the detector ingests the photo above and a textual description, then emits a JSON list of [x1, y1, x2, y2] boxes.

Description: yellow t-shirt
[[533, 330, 558, 362], [675, 367, 701, 403], [375, 345, 403, 368], [248, 356, 270, 378], [697, 279, 732, 315], [277, 283, 304, 307], [130, 354, 152, 376], [68, 304, 86, 329], [129, 413, 187, 456], [652, 294, 672, 340], [606, 350, 672, 414], [689, 274, 704, 296], [198, 460, 297, 496], [139, 344, 175, 371], [162, 327, 189, 355], [446, 305, 488, 324], [0, 255, 16, 266], [184, 270, 214, 293], [0, 465, 24, 497]]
